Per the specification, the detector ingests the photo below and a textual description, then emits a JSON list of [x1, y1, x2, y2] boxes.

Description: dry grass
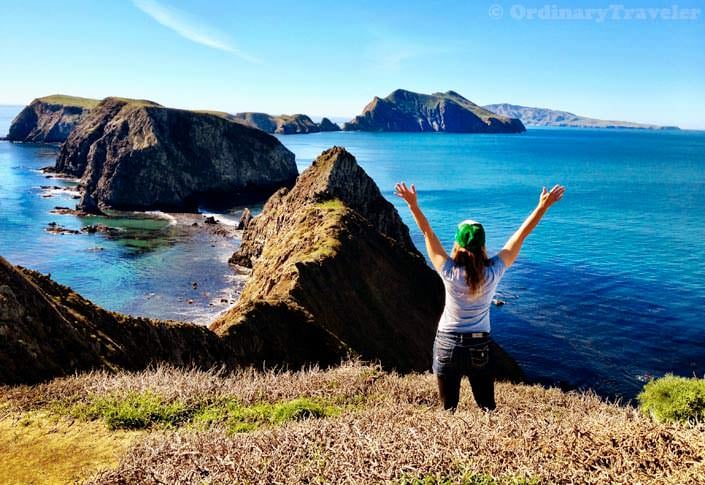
[[2, 362, 704, 484], [0, 411, 140, 485]]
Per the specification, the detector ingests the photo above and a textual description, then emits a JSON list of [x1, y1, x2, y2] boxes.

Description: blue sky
[[1, 0, 703, 128]]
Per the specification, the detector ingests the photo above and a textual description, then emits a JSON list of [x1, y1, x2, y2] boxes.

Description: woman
[[394, 182, 565, 411]]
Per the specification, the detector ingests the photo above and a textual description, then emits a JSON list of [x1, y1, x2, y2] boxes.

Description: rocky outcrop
[[483, 103, 680, 130], [318, 117, 341, 132], [232, 112, 340, 134], [0, 256, 229, 385], [214, 147, 523, 379], [229, 146, 416, 268], [54, 98, 298, 212], [6, 95, 99, 142], [343, 89, 525, 133]]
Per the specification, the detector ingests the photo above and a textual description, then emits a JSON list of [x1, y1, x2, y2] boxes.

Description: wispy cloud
[[365, 27, 455, 72], [132, 0, 261, 63]]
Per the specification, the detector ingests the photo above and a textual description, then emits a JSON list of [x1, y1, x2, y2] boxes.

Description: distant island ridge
[[483, 103, 680, 130], [2, 91, 681, 144]]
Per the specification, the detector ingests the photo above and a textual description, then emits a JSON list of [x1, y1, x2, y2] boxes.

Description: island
[[53, 97, 298, 213], [343, 89, 525, 133], [483, 103, 680, 130]]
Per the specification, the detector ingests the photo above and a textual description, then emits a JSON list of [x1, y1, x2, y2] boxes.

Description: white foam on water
[[144, 211, 178, 226], [40, 186, 81, 198], [199, 211, 240, 226]]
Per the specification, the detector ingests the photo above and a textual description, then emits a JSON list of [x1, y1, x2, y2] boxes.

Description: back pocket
[[469, 344, 490, 368]]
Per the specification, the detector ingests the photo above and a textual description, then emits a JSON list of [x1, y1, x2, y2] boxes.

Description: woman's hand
[[394, 182, 418, 207], [538, 184, 566, 210], [394, 182, 448, 270]]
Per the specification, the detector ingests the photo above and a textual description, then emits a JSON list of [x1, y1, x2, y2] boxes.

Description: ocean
[[1, 105, 703, 399]]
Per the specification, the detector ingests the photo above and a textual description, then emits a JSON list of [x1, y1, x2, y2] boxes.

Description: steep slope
[[6, 95, 99, 142], [0, 256, 228, 385], [54, 98, 297, 212], [230, 146, 416, 267], [214, 147, 522, 378], [483, 103, 680, 130], [343, 89, 525, 133]]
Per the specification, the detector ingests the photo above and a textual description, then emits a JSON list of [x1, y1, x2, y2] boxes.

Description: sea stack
[[6, 95, 99, 143], [318, 117, 341, 132], [343, 89, 525, 133], [54, 97, 298, 212]]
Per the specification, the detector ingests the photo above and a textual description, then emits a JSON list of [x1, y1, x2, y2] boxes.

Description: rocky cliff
[[0, 256, 229, 385], [230, 146, 416, 268], [318, 117, 341, 132], [214, 147, 523, 378], [483, 103, 680, 130], [232, 112, 340, 134], [343, 89, 525, 133], [6, 95, 99, 142], [54, 98, 298, 212]]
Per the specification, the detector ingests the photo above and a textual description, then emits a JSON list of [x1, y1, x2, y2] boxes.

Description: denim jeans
[[433, 330, 496, 410]]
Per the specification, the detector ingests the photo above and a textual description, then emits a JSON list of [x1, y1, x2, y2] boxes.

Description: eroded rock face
[[230, 146, 416, 268], [232, 112, 317, 134], [6, 95, 98, 142], [55, 98, 298, 212], [343, 89, 526, 133], [232, 113, 341, 134], [0, 256, 228, 385], [214, 147, 523, 378]]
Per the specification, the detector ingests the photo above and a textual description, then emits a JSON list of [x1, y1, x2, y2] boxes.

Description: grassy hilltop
[[1, 362, 703, 484]]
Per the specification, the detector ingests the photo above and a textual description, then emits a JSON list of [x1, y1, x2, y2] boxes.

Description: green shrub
[[638, 374, 705, 424], [193, 397, 340, 434], [67, 392, 341, 432], [71, 391, 193, 430]]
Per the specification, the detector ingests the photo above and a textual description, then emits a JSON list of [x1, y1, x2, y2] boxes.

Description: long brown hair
[[452, 245, 490, 296]]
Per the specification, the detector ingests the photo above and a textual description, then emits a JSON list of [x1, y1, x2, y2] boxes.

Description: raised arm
[[394, 182, 448, 271], [499, 184, 565, 268]]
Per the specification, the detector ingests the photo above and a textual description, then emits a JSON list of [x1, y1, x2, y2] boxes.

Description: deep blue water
[[277, 129, 705, 399], [2, 105, 704, 398]]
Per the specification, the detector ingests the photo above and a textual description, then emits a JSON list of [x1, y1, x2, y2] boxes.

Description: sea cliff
[[54, 97, 298, 212], [6, 95, 99, 142]]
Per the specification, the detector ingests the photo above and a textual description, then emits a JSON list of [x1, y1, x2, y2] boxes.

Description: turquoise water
[[2, 104, 704, 398], [0, 106, 248, 324]]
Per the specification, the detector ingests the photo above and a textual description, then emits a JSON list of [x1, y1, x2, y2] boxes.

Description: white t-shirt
[[436, 255, 507, 333]]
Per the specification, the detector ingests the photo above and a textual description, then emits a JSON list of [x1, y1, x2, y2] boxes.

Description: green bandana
[[454, 220, 485, 250]]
